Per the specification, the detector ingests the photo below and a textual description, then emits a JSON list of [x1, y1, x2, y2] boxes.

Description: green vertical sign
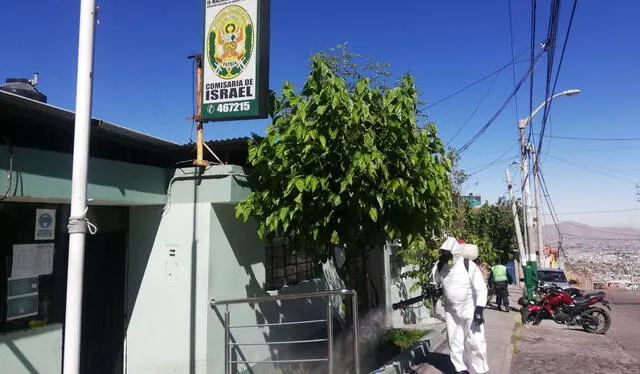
[[201, 0, 270, 121]]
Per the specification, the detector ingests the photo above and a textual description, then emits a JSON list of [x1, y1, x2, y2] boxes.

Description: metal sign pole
[[192, 54, 210, 167]]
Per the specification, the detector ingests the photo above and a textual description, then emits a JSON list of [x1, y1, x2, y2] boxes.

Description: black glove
[[434, 286, 444, 297], [473, 306, 485, 326]]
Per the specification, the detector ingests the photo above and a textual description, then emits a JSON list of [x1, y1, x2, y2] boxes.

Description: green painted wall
[[125, 165, 341, 373], [126, 165, 269, 374], [0, 324, 62, 374], [207, 203, 270, 374], [0, 145, 168, 205]]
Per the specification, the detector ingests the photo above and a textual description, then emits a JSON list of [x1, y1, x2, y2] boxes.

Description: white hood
[[440, 237, 478, 260], [440, 237, 463, 257]]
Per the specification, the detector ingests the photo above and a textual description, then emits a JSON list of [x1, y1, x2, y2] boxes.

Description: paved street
[[606, 290, 640, 359], [511, 289, 640, 373]]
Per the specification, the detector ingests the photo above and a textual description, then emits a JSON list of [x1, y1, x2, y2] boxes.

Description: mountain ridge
[[544, 221, 640, 241]]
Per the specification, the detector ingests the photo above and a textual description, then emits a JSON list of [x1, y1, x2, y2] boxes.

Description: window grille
[[265, 239, 315, 290]]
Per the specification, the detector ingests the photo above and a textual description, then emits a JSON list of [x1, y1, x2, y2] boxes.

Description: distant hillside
[[544, 221, 640, 242]]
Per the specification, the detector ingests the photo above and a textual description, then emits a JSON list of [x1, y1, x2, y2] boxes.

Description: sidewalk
[[414, 286, 521, 374]]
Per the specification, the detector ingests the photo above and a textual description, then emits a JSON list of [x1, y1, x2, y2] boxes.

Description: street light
[[520, 89, 581, 127], [517, 88, 580, 300]]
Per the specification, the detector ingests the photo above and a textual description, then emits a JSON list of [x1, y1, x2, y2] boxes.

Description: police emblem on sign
[[207, 5, 254, 80]]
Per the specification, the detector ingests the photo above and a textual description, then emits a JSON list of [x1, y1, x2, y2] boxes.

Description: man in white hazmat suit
[[431, 237, 489, 374]]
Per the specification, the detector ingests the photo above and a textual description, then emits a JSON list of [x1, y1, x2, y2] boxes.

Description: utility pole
[[517, 89, 581, 299], [505, 168, 526, 288], [518, 120, 538, 300], [63, 0, 97, 373], [533, 157, 546, 269]]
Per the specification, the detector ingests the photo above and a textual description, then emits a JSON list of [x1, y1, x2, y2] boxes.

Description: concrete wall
[[126, 200, 206, 373], [125, 165, 350, 374], [207, 203, 271, 374], [0, 324, 63, 374], [126, 165, 271, 374], [383, 245, 432, 328], [0, 144, 167, 205], [388, 264, 432, 327]]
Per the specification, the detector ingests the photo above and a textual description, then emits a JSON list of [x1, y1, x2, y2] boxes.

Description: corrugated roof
[[205, 136, 250, 147], [1, 90, 254, 167], [0, 90, 179, 149]]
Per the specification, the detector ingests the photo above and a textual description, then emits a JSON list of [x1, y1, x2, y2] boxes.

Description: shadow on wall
[[211, 204, 390, 373], [5, 340, 39, 374], [212, 203, 273, 373], [0, 323, 63, 374], [213, 203, 351, 373]]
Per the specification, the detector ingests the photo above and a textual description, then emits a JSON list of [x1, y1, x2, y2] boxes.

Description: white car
[[537, 268, 575, 290]]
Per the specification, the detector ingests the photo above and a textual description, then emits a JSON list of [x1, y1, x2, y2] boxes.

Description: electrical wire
[[545, 154, 635, 183], [560, 233, 640, 241], [539, 168, 561, 235], [446, 71, 502, 146], [536, 0, 578, 167], [457, 49, 546, 154], [507, 0, 519, 120], [545, 208, 640, 216], [536, 0, 561, 161], [542, 134, 640, 141], [569, 145, 640, 153], [540, 116, 553, 164], [424, 48, 530, 109], [538, 167, 572, 268], [541, 166, 640, 270], [465, 143, 518, 176], [527, 0, 537, 146]]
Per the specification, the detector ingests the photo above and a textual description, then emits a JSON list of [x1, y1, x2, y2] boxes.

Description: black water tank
[[0, 78, 47, 103]]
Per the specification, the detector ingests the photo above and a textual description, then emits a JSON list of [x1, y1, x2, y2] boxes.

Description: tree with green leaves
[[235, 56, 453, 304], [452, 198, 518, 264]]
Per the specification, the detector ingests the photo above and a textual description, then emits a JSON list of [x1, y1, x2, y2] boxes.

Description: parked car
[[537, 268, 576, 290]]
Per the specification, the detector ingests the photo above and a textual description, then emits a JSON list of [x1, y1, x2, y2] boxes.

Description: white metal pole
[[505, 168, 526, 286], [63, 0, 97, 373]]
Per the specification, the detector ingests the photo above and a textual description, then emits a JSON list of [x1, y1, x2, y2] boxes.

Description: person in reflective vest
[[488, 262, 513, 312]]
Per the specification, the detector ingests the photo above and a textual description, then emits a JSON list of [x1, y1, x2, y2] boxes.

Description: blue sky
[[2, 1, 639, 227]]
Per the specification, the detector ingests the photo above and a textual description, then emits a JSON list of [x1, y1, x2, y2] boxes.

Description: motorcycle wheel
[[522, 309, 541, 325], [582, 307, 611, 334]]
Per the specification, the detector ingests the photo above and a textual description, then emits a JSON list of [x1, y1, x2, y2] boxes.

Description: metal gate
[[211, 289, 361, 374]]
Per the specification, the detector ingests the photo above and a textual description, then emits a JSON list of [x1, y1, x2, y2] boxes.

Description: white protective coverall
[[432, 238, 489, 373]]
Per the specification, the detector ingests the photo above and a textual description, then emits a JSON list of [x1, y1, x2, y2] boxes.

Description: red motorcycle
[[522, 281, 611, 334]]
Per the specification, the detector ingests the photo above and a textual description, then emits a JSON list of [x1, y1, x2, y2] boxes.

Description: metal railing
[[210, 289, 360, 374]]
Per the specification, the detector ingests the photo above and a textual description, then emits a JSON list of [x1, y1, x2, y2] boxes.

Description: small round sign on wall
[[35, 209, 56, 240]]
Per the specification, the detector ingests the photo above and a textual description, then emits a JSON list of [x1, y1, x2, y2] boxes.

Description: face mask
[[439, 250, 453, 265]]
